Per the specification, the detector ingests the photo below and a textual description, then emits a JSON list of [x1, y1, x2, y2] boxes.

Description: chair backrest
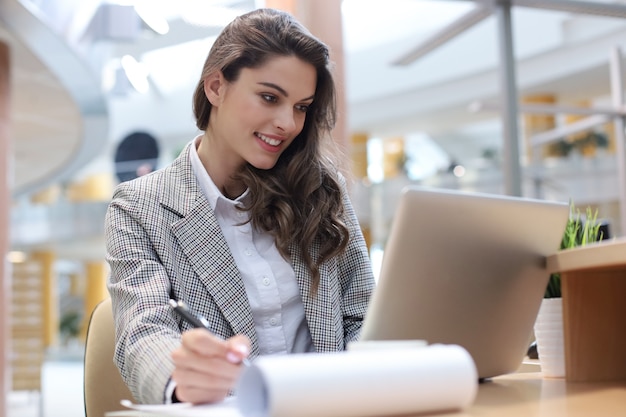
[[84, 297, 136, 417]]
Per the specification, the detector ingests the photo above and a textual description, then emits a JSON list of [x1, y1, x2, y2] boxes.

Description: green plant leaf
[[545, 201, 603, 298]]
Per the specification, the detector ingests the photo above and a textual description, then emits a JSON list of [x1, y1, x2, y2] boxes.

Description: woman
[[105, 8, 374, 405]]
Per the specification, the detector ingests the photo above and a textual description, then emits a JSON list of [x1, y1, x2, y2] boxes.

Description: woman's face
[[206, 55, 316, 172]]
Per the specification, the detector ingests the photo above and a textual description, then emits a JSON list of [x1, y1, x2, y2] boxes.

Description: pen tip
[[168, 299, 178, 308]]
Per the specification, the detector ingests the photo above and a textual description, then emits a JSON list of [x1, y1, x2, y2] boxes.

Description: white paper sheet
[[120, 397, 243, 417], [121, 344, 477, 417]]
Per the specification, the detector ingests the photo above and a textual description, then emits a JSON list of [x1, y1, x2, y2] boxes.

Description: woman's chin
[[249, 158, 279, 171]]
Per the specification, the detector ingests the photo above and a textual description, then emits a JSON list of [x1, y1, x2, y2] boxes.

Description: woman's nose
[[274, 107, 297, 134]]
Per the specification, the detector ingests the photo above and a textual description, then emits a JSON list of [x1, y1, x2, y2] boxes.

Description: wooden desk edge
[[546, 237, 626, 274]]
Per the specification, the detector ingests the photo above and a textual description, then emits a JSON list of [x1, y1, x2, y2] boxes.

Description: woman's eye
[[261, 94, 277, 103], [296, 104, 310, 113]]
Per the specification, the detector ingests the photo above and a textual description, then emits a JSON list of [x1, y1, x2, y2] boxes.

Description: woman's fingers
[[170, 330, 252, 404], [173, 383, 230, 404], [225, 334, 251, 364], [171, 362, 233, 404], [180, 328, 228, 356]]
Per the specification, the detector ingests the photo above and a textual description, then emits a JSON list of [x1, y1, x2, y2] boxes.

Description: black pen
[[168, 299, 251, 367]]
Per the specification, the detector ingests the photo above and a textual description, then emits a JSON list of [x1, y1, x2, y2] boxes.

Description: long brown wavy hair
[[192, 8, 349, 290]]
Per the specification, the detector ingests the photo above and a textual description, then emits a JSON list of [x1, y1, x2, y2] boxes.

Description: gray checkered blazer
[[105, 142, 375, 404]]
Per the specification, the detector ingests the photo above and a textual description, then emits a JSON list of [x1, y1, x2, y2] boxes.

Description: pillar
[[80, 261, 108, 341], [264, 0, 296, 13], [350, 132, 371, 248], [11, 255, 44, 392], [30, 184, 60, 205], [32, 250, 59, 348], [69, 272, 83, 297], [383, 137, 406, 179], [66, 173, 114, 202], [521, 94, 557, 159], [350, 132, 369, 180], [301, 0, 347, 154], [0, 40, 11, 415], [604, 121, 617, 154]]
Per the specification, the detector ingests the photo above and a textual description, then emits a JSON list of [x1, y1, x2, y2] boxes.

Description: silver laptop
[[360, 186, 569, 380]]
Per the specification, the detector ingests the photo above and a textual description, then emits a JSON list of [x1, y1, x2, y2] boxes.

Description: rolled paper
[[236, 343, 478, 417]]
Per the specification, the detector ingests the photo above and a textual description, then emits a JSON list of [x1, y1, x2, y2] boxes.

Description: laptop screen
[[360, 186, 569, 379]]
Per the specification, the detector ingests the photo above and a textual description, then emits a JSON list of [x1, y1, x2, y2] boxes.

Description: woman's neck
[[196, 133, 246, 199]]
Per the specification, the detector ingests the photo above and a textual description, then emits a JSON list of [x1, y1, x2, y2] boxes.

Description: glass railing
[[11, 199, 109, 247]]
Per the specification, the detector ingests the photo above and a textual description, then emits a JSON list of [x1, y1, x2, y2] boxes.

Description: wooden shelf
[[546, 239, 626, 382], [547, 236, 626, 273], [10, 260, 45, 392]]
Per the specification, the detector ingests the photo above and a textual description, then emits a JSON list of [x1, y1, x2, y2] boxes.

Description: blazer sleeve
[[104, 181, 181, 405]]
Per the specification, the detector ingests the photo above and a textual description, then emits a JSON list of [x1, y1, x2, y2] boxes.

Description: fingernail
[[226, 351, 240, 364], [233, 343, 250, 356], [226, 343, 250, 364]]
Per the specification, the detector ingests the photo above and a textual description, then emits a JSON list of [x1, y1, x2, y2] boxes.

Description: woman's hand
[[170, 330, 251, 404]]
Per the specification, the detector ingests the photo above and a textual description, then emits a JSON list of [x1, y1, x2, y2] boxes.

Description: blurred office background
[[2, 0, 626, 415]]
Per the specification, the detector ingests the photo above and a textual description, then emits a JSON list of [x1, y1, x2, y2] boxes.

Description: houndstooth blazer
[[104, 142, 375, 404]]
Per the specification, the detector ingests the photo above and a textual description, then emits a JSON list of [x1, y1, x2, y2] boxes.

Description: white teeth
[[256, 133, 281, 146]]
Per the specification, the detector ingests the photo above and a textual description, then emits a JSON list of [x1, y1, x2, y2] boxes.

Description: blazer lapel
[[159, 145, 259, 353]]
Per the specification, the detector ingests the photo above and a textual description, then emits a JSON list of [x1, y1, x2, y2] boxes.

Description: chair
[[84, 297, 136, 417]]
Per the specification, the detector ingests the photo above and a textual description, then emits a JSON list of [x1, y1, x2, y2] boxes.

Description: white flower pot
[[534, 298, 565, 378]]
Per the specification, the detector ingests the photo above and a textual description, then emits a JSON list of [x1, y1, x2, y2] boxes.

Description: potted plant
[[533, 202, 604, 377], [544, 204, 604, 298]]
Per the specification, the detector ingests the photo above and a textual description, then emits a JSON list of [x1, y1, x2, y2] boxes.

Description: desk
[[448, 372, 626, 417], [106, 372, 626, 417]]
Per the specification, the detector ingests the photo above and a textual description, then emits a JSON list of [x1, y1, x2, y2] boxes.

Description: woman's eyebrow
[[258, 82, 315, 101]]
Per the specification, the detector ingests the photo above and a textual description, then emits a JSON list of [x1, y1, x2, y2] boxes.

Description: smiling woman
[[105, 7, 375, 406]]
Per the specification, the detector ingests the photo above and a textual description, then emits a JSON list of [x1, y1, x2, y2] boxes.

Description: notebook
[[360, 185, 570, 380]]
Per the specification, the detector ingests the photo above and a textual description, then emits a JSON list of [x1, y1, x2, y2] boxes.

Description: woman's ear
[[204, 71, 225, 106]]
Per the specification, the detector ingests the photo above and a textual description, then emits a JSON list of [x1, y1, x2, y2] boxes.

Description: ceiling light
[[7, 251, 27, 263], [134, 4, 169, 35], [121, 55, 149, 94], [452, 165, 466, 178]]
